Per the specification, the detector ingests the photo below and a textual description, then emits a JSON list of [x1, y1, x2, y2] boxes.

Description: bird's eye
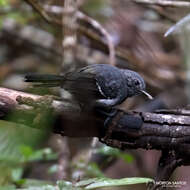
[[134, 80, 140, 86]]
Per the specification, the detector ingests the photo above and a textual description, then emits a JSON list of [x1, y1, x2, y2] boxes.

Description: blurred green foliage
[[97, 145, 134, 163], [75, 177, 153, 189], [3, 177, 152, 190], [0, 120, 55, 185], [82, 0, 112, 20], [0, 0, 8, 6], [86, 163, 105, 178], [0, 0, 37, 28], [0, 120, 47, 162], [20, 145, 57, 162]]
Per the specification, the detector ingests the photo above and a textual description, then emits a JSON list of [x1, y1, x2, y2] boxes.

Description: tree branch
[[1, 87, 190, 184], [1, 87, 190, 156]]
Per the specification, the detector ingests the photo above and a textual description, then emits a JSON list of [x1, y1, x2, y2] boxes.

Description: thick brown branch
[[1, 87, 190, 156], [99, 110, 190, 155], [1, 87, 190, 183]]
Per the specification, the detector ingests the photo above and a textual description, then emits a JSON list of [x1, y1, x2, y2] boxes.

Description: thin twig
[[24, 0, 56, 23], [62, 0, 78, 72], [77, 11, 116, 66], [133, 0, 190, 8], [40, 4, 116, 66], [23, 1, 124, 67]]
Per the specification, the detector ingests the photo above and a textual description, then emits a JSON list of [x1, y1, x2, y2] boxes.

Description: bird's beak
[[141, 90, 153, 100]]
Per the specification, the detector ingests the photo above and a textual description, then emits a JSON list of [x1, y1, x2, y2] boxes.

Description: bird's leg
[[94, 105, 118, 130], [103, 109, 118, 130], [94, 106, 115, 117]]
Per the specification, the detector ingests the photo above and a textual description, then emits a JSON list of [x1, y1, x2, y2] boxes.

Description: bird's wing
[[77, 64, 107, 74], [78, 64, 124, 99], [64, 71, 103, 106]]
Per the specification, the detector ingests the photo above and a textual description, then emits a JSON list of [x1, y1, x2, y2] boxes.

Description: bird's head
[[121, 69, 153, 100]]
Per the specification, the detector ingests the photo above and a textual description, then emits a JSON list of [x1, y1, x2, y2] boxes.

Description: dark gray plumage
[[25, 64, 152, 108]]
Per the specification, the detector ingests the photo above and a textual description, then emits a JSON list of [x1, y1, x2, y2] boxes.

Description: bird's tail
[[25, 74, 65, 87]]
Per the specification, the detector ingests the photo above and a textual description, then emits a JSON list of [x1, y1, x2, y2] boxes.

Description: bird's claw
[[94, 107, 118, 128]]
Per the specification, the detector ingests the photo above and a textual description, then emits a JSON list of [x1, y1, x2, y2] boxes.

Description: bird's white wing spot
[[96, 81, 107, 98]]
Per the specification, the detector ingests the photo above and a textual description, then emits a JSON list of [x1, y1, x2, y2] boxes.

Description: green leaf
[[0, 185, 16, 190], [0, 164, 16, 185], [48, 164, 58, 174], [20, 145, 57, 162], [0, 120, 47, 162], [11, 167, 23, 181], [97, 145, 134, 163], [120, 153, 134, 163], [17, 185, 57, 190], [82, 0, 111, 18], [0, 120, 48, 185], [18, 178, 152, 190], [17, 180, 82, 190], [87, 163, 104, 178], [15, 178, 53, 188], [0, 0, 8, 6], [97, 145, 121, 156], [75, 178, 103, 187], [57, 180, 73, 190], [81, 177, 153, 189], [19, 145, 34, 158]]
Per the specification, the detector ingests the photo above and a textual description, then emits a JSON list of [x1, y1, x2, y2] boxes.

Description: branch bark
[[1, 87, 190, 186], [0, 87, 190, 154]]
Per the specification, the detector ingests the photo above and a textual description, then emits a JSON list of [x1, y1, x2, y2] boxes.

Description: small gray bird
[[25, 64, 152, 108]]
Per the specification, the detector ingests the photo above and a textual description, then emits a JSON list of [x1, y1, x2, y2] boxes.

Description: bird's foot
[[94, 106, 118, 128]]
